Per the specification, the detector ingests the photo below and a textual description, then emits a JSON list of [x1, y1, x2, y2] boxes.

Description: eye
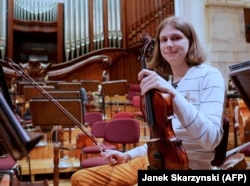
[[160, 37, 168, 43], [171, 35, 181, 41]]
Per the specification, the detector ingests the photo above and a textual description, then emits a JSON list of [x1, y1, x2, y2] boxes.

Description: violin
[[139, 33, 189, 170]]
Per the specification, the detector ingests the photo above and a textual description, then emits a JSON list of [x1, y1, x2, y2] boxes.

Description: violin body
[[141, 89, 189, 170]]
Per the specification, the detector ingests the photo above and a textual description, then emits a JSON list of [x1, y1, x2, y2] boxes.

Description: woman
[[71, 15, 226, 186]]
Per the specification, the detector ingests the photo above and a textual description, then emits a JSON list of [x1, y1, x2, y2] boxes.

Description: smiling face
[[159, 24, 190, 67]]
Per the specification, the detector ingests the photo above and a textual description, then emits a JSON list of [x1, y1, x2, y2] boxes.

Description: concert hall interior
[[1, 0, 250, 185]]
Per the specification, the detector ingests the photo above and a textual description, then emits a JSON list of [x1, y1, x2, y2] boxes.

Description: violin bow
[[5, 57, 108, 152], [226, 141, 250, 157]]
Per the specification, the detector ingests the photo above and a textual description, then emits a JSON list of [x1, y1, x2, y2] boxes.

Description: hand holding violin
[[138, 69, 177, 99]]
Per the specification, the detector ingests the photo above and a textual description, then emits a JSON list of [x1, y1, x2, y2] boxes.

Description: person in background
[[71, 15, 226, 186], [72, 79, 88, 114], [80, 87, 88, 114]]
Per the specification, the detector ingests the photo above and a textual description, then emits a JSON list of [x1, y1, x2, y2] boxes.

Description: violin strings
[[5, 57, 108, 151]]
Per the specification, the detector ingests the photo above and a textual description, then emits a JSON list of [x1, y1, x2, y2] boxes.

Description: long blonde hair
[[148, 16, 206, 79]]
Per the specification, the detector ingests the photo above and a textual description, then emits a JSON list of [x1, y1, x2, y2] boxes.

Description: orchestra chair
[[126, 84, 141, 102], [79, 121, 117, 163], [112, 111, 134, 119], [131, 95, 148, 138], [80, 118, 140, 168], [0, 153, 22, 182], [101, 80, 129, 118], [0, 145, 33, 183], [84, 111, 104, 127], [75, 112, 104, 159], [79, 112, 134, 161], [131, 95, 144, 121]]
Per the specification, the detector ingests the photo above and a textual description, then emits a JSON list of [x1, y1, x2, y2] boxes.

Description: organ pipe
[[3, 0, 173, 61]]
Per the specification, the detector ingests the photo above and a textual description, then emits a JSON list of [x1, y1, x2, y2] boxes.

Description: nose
[[166, 39, 173, 48]]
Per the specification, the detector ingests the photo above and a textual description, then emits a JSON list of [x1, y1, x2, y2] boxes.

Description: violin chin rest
[[240, 146, 250, 156]]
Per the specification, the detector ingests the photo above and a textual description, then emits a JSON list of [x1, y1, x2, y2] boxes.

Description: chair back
[[0, 153, 16, 169], [101, 80, 128, 97], [84, 112, 103, 126], [104, 118, 140, 151], [132, 95, 141, 108], [0, 153, 22, 185], [126, 84, 141, 101], [112, 111, 134, 119], [91, 121, 108, 138]]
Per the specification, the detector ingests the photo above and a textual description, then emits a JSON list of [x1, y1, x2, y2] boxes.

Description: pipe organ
[[2, 0, 174, 63], [13, 0, 58, 22], [64, 0, 122, 61], [0, 0, 7, 60], [7, 0, 64, 63]]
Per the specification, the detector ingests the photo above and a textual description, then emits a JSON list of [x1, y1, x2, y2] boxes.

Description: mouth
[[166, 51, 177, 55]]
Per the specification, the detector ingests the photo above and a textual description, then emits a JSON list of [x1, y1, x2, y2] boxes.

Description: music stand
[[80, 80, 99, 92], [0, 93, 43, 160], [23, 86, 55, 102], [36, 90, 81, 99], [30, 99, 83, 128], [57, 82, 82, 91], [101, 80, 128, 118], [80, 80, 102, 112], [29, 98, 83, 186], [0, 65, 43, 161], [17, 81, 45, 96], [45, 80, 66, 89]]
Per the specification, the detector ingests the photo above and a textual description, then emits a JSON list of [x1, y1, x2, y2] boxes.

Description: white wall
[[175, 0, 250, 88]]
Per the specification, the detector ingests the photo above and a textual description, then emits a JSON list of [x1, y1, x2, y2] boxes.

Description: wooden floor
[[17, 101, 250, 185]]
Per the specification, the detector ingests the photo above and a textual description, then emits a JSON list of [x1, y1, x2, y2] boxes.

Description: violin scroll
[[138, 33, 155, 68]]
